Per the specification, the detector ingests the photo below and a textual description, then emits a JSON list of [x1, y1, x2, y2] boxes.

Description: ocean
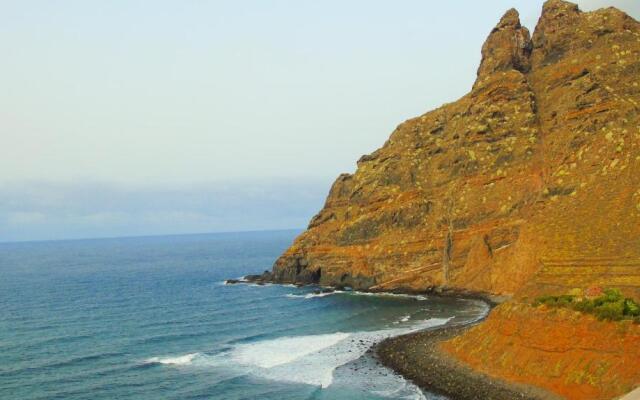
[[0, 229, 488, 400]]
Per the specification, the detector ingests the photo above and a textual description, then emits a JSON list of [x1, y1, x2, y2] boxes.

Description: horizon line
[[0, 227, 304, 246]]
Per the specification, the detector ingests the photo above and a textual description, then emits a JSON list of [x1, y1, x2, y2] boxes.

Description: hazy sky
[[1, 0, 638, 241]]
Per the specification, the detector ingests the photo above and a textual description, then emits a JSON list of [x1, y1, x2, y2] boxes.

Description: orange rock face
[[441, 303, 640, 399], [270, 0, 640, 301], [266, 1, 640, 398]]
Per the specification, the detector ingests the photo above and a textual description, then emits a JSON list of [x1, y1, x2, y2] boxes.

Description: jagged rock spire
[[474, 8, 532, 88], [539, 0, 580, 20], [531, 0, 582, 66]]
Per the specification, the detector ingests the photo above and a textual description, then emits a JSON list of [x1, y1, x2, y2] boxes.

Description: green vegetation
[[533, 289, 640, 322]]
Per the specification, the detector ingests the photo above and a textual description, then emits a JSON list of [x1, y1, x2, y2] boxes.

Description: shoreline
[[228, 275, 562, 399], [374, 323, 563, 400], [225, 274, 510, 305], [229, 275, 544, 398]]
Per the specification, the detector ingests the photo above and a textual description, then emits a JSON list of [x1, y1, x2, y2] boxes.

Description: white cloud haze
[[0, 179, 331, 241], [1, 0, 637, 241]]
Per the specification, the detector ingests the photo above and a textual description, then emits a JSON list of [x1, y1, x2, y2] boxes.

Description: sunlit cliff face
[[270, 1, 640, 302]]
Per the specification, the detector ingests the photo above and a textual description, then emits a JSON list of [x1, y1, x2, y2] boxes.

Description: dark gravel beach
[[375, 324, 562, 400]]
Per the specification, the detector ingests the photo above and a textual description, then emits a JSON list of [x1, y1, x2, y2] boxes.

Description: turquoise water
[[0, 230, 487, 400]]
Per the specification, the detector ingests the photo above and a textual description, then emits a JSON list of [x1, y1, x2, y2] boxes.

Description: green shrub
[[533, 294, 575, 307], [594, 300, 625, 321], [593, 296, 606, 307], [573, 299, 595, 313], [533, 289, 640, 322], [556, 295, 575, 307], [624, 299, 640, 316], [603, 288, 623, 302], [533, 295, 558, 306]]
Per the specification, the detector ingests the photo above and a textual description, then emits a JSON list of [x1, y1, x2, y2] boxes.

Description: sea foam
[[145, 317, 452, 389], [145, 353, 200, 366], [230, 317, 452, 388], [285, 291, 343, 299], [285, 290, 428, 301], [230, 332, 350, 369]]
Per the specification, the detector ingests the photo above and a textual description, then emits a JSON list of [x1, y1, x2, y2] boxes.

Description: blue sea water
[[0, 230, 488, 400]]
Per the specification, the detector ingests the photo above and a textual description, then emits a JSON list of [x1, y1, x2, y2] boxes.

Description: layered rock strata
[[268, 0, 640, 302]]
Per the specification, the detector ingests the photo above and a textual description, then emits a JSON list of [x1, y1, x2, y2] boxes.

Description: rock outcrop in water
[[261, 1, 640, 398], [268, 0, 640, 301]]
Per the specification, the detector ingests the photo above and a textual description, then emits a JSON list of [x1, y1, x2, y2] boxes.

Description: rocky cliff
[[260, 2, 640, 398], [268, 0, 640, 301]]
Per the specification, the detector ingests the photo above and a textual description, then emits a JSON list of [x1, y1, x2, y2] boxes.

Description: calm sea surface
[[0, 230, 487, 399]]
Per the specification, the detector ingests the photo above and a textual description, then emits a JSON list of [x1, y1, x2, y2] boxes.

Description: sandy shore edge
[[375, 323, 563, 400]]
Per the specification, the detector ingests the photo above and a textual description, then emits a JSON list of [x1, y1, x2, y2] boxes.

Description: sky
[[1, 0, 638, 242]]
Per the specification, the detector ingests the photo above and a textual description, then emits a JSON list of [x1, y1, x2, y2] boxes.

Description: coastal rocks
[[271, 255, 321, 284], [225, 271, 275, 285]]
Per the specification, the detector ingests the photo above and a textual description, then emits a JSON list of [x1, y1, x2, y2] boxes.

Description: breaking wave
[[285, 290, 428, 301], [145, 353, 200, 366], [144, 317, 452, 390], [285, 291, 341, 299], [393, 314, 412, 324]]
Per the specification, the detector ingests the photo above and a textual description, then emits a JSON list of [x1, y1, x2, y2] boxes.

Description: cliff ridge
[[268, 0, 640, 302]]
